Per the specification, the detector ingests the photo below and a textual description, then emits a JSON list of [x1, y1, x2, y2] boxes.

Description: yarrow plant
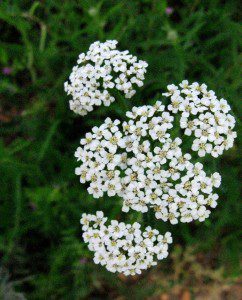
[[65, 41, 237, 275], [64, 40, 148, 116]]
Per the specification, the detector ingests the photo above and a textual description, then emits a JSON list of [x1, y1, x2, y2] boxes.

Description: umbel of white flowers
[[64, 40, 148, 116], [81, 211, 172, 276], [75, 101, 222, 225], [163, 80, 237, 157]]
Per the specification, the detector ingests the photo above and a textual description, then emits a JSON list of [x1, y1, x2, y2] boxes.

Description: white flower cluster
[[75, 102, 222, 224], [64, 40, 148, 116], [66, 41, 237, 275], [81, 211, 172, 275], [163, 80, 237, 157]]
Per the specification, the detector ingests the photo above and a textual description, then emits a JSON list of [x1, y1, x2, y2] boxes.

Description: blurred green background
[[0, 0, 241, 299]]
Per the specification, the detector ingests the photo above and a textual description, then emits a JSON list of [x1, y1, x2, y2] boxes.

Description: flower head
[[2, 67, 12, 75], [81, 211, 172, 275], [163, 80, 237, 157], [75, 101, 221, 224], [165, 7, 174, 15], [64, 40, 148, 116]]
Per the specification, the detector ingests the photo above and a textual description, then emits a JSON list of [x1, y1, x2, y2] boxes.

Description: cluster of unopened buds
[[65, 40, 236, 275]]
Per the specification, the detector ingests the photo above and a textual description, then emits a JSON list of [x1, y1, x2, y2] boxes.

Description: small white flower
[[211, 172, 221, 188]]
